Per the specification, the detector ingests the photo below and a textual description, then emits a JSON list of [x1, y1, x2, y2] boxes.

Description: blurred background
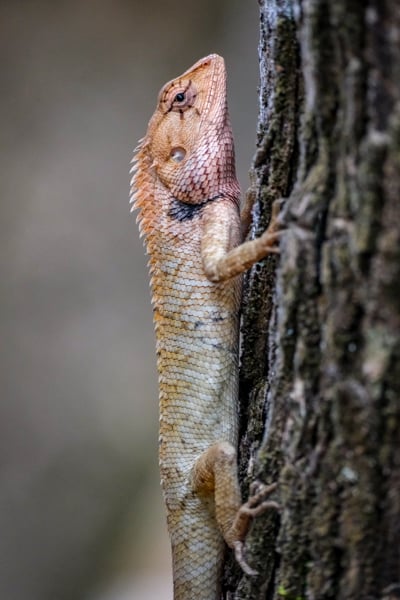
[[0, 1, 259, 598]]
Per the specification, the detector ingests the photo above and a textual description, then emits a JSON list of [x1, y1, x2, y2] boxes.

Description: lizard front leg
[[201, 197, 282, 283]]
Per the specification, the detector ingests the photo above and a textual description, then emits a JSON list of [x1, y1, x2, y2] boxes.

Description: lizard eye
[[162, 82, 197, 113]]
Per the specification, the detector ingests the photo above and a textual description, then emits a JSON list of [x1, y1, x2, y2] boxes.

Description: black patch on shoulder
[[168, 198, 203, 221], [168, 195, 222, 222]]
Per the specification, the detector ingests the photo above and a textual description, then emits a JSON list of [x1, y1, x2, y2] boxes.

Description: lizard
[[130, 54, 281, 600]]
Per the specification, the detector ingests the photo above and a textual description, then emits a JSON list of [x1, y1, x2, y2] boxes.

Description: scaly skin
[[131, 54, 279, 600]]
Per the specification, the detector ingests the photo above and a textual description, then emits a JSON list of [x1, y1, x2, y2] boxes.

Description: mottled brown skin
[[131, 54, 279, 600]]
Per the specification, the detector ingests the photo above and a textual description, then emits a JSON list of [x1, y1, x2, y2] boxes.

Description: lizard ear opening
[[170, 147, 186, 162]]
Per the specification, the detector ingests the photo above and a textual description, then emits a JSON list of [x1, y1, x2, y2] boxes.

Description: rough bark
[[225, 1, 400, 599]]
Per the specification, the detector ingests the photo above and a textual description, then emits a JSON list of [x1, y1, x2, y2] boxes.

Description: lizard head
[[143, 54, 238, 202]]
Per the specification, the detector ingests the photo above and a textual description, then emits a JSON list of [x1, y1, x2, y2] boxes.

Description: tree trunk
[[225, 1, 400, 598]]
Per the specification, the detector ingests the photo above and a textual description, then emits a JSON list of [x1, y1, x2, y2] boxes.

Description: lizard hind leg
[[192, 442, 279, 576]]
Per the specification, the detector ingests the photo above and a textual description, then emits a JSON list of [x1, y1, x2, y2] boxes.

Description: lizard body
[[131, 54, 279, 599]]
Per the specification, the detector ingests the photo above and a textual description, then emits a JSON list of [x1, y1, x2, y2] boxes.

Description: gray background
[[0, 2, 258, 598]]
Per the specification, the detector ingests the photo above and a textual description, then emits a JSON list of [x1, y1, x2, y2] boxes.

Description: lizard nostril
[[170, 147, 186, 162]]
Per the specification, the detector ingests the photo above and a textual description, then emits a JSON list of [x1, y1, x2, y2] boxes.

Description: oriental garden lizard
[[130, 54, 280, 600]]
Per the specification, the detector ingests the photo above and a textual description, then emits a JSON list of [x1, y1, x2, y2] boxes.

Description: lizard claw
[[240, 481, 281, 518], [258, 199, 286, 254], [259, 228, 284, 254], [233, 540, 259, 576], [271, 197, 285, 218]]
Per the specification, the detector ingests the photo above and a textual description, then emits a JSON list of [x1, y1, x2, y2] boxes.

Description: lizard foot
[[258, 229, 283, 254], [231, 481, 281, 575], [258, 199, 286, 252], [244, 481, 281, 516]]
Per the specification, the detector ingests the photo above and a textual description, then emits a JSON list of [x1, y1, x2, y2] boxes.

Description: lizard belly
[[153, 262, 240, 599], [156, 273, 240, 488]]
